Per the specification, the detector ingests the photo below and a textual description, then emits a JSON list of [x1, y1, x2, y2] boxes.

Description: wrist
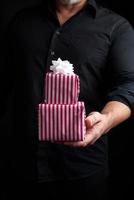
[[101, 112, 114, 134]]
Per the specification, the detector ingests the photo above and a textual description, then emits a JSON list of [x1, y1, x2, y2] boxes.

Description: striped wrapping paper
[[44, 72, 80, 104], [38, 102, 86, 141]]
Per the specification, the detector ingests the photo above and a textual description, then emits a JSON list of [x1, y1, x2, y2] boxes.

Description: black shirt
[[1, 0, 134, 182]]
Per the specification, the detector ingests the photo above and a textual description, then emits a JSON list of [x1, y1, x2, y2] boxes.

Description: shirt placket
[[46, 28, 61, 72]]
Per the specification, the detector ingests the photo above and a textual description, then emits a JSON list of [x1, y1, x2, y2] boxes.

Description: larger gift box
[[38, 102, 86, 141]]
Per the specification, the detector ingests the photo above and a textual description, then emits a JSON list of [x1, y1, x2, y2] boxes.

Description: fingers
[[63, 141, 86, 147], [63, 129, 96, 148], [86, 111, 102, 127]]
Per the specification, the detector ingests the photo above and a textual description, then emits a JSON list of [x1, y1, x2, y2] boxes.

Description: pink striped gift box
[[38, 102, 86, 141], [44, 72, 80, 104]]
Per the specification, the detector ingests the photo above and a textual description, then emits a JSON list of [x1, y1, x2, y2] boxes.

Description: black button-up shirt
[[1, 0, 134, 182]]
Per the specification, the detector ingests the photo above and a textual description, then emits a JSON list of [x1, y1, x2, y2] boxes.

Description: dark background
[[1, 0, 134, 199]]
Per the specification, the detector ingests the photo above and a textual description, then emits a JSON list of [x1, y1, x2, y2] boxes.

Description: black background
[[1, 0, 134, 199]]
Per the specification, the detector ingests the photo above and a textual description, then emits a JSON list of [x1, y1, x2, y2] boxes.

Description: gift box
[[38, 58, 86, 142], [38, 102, 86, 141], [44, 72, 80, 104]]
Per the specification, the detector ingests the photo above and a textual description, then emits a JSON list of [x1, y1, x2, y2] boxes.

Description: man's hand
[[63, 111, 110, 147], [60, 101, 131, 148]]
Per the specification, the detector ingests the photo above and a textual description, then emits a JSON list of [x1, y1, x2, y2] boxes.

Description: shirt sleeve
[[106, 18, 134, 113]]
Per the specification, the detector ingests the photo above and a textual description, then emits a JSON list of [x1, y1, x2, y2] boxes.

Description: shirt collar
[[86, 0, 98, 17], [41, 0, 98, 18]]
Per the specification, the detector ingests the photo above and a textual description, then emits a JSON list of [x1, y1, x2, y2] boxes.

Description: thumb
[[85, 117, 92, 129]]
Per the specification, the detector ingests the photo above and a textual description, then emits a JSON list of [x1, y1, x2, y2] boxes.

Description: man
[[1, 0, 134, 199]]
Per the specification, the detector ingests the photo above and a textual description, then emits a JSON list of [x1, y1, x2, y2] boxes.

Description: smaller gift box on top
[[44, 58, 80, 104], [44, 72, 80, 104], [38, 58, 86, 141]]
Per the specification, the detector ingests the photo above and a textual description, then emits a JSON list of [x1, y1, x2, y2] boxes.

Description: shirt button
[[56, 31, 60, 35], [51, 51, 55, 56]]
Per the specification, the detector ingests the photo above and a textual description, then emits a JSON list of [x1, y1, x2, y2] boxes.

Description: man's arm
[[56, 17, 134, 147], [100, 101, 131, 131]]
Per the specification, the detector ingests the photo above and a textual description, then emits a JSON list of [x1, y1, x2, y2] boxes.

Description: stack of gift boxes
[[38, 58, 86, 141]]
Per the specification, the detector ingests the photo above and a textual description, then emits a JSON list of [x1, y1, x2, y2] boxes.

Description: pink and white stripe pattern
[[44, 73, 80, 104], [38, 102, 86, 141]]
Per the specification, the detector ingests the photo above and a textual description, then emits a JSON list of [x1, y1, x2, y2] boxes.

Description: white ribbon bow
[[50, 58, 74, 74]]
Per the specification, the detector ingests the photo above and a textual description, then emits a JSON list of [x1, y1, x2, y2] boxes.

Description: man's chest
[[15, 17, 111, 72]]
